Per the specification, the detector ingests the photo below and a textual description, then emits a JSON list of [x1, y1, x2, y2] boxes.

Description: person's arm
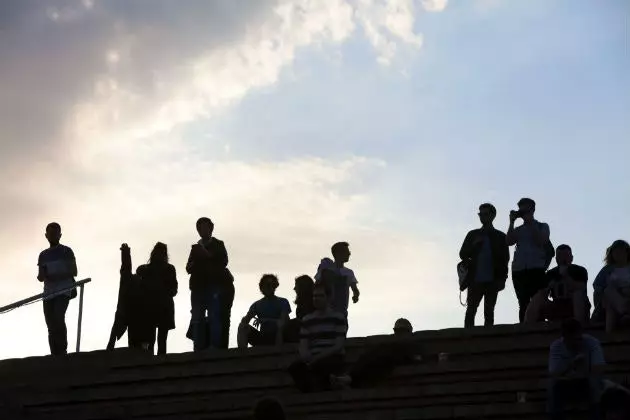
[[185, 246, 195, 274], [298, 337, 311, 361], [506, 213, 518, 246], [216, 240, 229, 268], [588, 339, 606, 376], [37, 253, 46, 282], [549, 342, 572, 379], [120, 244, 132, 277], [309, 335, 345, 364], [498, 232, 510, 287], [459, 231, 474, 260], [240, 304, 257, 326], [67, 248, 78, 277], [168, 265, 178, 297], [276, 304, 290, 345], [350, 283, 360, 303]]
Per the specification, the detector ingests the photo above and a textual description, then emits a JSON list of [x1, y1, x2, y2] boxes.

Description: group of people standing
[[459, 197, 630, 333], [35, 218, 361, 356]]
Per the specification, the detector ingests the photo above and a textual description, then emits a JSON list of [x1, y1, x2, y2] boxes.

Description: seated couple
[[287, 283, 422, 392]]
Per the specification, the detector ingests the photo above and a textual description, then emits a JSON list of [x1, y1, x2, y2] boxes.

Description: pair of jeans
[[547, 377, 603, 420], [513, 268, 548, 322], [191, 286, 223, 351], [465, 282, 499, 327], [43, 296, 70, 355], [288, 353, 345, 392]]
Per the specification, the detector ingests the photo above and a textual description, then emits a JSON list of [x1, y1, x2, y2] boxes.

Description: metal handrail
[[0, 278, 92, 352]]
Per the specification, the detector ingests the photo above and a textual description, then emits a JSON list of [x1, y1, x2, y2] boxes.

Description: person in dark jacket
[[107, 243, 154, 351], [136, 242, 178, 355], [186, 217, 234, 351], [459, 203, 510, 328]]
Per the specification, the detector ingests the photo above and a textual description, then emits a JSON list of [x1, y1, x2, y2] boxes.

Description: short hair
[[196, 217, 214, 229], [46, 222, 61, 232], [394, 318, 413, 331], [253, 397, 286, 420], [561, 318, 582, 336], [605, 239, 630, 265], [331, 241, 349, 256], [259, 274, 279, 290], [556, 244, 572, 253], [479, 203, 496, 217], [517, 197, 536, 211]]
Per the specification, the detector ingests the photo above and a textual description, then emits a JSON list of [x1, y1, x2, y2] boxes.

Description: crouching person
[[548, 319, 605, 420], [288, 283, 347, 392]]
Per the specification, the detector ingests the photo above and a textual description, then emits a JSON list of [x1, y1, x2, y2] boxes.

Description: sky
[[0, 0, 628, 360]]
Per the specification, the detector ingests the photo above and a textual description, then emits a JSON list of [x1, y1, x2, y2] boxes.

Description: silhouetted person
[[507, 197, 554, 322], [186, 217, 234, 351], [288, 283, 347, 392], [238, 274, 291, 348], [593, 240, 630, 333], [37, 222, 78, 356], [107, 244, 154, 351], [314, 242, 359, 319], [548, 319, 605, 420], [284, 275, 315, 343], [331, 318, 422, 389], [525, 245, 590, 325], [253, 397, 286, 420], [136, 242, 178, 355], [459, 203, 509, 328]]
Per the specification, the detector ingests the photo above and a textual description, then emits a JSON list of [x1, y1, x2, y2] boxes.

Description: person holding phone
[[506, 197, 553, 322], [186, 217, 234, 351], [525, 245, 590, 324], [37, 222, 78, 356]]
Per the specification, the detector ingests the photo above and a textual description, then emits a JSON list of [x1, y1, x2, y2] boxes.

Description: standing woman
[[137, 242, 178, 355]]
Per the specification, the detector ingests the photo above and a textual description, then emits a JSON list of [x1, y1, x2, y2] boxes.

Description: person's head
[[517, 198, 536, 222], [555, 244, 573, 266], [259, 274, 280, 297], [393, 318, 413, 336], [561, 318, 583, 351], [602, 388, 630, 420], [294, 275, 314, 303], [45, 222, 62, 246], [312, 283, 331, 310], [196, 217, 214, 239], [253, 397, 286, 420], [605, 240, 630, 267], [478, 203, 496, 226], [331, 241, 351, 263], [149, 242, 169, 265]]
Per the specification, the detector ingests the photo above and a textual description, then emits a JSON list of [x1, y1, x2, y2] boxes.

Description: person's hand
[[120, 243, 130, 252], [352, 294, 359, 303], [252, 318, 261, 328], [509, 211, 519, 223]]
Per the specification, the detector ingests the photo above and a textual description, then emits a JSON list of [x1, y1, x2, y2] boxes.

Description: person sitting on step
[[547, 318, 605, 420], [593, 240, 630, 333], [525, 244, 590, 325], [284, 275, 315, 343], [331, 318, 423, 389], [238, 274, 291, 348], [288, 283, 347, 392]]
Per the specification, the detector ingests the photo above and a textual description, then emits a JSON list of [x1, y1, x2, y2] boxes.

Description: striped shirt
[[300, 309, 347, 355]]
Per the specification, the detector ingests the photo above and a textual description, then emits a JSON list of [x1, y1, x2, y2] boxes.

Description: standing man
[[314, 242, 360, 320], [37, 222, 77, 356], [186, 217, 234, 351], [507, 197, 553, 322], [459, 203, 510, 328]]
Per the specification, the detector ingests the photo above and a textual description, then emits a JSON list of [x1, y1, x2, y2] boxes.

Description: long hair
[[149, 242, 169, 265], [605, 240, 630, 266], [294, 275, 314, 305]]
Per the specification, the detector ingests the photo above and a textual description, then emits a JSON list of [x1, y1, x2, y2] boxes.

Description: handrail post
[[76, 284, 85, 353]]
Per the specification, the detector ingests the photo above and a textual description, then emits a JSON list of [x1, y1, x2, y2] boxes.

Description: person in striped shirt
[[288, 283, 347, 392]]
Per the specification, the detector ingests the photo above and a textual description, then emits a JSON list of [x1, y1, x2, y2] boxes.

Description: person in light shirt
[[37, 222, 78, 356], [314, 242, 360, 320], [595, 240, 630, 332]]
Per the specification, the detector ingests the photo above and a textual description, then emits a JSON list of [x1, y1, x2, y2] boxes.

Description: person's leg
[[588, 377, 604, 420], [208, 288, 223, 348], [157, 328, 168, 356], [219, 282, 235, 349], [45, 296, 70, 355], [288, 360, 312, 392], [147, 328, 157, 355], [191, 288, 208, 351], [237, 322, 250, 349], [524, 290, 548, 324], [464, 283, 484, 328], [604, 286, 627, 316], [483, 285, 498, 326], [312, 354, 345, 391], [512, 270, 530, 323], [547, 379, 567, 420]]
